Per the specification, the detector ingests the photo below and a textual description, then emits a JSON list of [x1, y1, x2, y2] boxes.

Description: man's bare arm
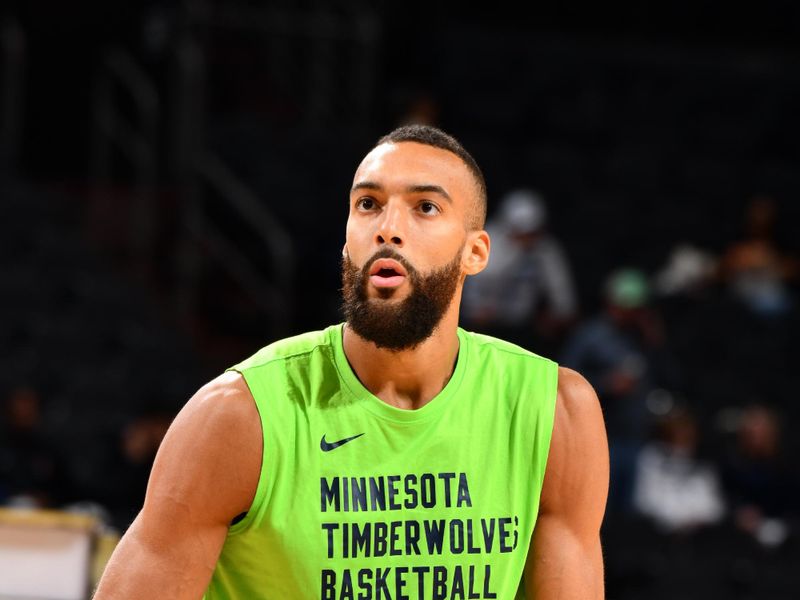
[[524, 367, 609, 599], [94, 371, 261, 599]]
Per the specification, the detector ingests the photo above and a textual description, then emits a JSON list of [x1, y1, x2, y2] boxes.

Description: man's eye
[[356, 197, 376, 210], [419, 201, 440, 215]]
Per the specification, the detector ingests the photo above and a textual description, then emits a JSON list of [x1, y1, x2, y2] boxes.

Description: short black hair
[[376, 125, 487, 229]]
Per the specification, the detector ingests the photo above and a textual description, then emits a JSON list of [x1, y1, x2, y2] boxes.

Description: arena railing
[[168, 31, 294, 337], [90, 39, 294, 341], [89, 50, 159, 270]]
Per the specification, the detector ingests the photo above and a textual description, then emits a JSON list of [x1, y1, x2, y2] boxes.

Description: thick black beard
[[341, 247, 462, 351]]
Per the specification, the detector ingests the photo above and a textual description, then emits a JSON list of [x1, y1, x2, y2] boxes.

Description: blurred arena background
[[1, 1, 799, 598]]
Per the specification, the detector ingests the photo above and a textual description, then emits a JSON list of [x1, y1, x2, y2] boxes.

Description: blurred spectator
[[632, 407, 725, 533], [720, 404, 795, 548], [653, 242, 718, 298], [0, 385, 72, 508], [560, 268, 680, 511], [88, 410, 172, 531], [719, 195, 798, 319], [561, 268, 666, 440], [462, 188, 578, 352]]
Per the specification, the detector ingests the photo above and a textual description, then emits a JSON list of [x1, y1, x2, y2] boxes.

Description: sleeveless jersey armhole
[[224, 366, 271, 537], [515, 360, 559, 600], [532, 360, 559, 504]]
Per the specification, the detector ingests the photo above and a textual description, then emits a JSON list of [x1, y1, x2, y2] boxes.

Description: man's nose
[[375, 203, 404, 247]]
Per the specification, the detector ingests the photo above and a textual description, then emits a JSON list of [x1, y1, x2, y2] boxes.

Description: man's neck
[[342, 311, 461, 410]]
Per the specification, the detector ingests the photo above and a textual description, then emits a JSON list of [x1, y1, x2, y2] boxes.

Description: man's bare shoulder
[[165, 371, 259, 456], [555, 366, 604, 425], [526, 368, 608, 600], [539, 366, 609, 522], [183, 370, 256, 426], [92, 372, 261, 599], [144, 370, 261, 524]]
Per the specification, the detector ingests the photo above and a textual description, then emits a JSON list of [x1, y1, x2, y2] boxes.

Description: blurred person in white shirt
[[462, 188, 578, 351], [632, 406, 725, 533]]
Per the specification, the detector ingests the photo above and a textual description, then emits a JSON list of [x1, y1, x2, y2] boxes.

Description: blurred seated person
[[632, 406, 725, 533], [720, 403, 795, 547], [462, 188, 578, 351], [0, 385, 71, 508], [560, 268, 677, 511], [719, 195, 798, 318], [561, 268, 667, 443], [89, 410, 172, 531]]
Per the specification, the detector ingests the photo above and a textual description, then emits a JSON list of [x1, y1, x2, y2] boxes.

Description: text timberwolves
[[320, 472, 521, 599]]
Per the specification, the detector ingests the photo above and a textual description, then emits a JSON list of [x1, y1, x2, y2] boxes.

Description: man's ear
[[342, 243, 348, 259], [462, 230, 490, 276]]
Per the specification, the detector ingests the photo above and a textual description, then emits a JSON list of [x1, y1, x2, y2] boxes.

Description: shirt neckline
[[330, 323, 470, 424]]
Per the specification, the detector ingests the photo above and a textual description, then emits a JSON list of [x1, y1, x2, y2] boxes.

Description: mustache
[[360, 247, 417, 279]]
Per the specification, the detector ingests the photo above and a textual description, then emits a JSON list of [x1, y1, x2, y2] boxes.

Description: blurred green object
[[606, 268, 649, 308]]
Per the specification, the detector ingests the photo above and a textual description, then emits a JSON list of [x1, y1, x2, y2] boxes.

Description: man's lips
[[368, 258, 408, 289]]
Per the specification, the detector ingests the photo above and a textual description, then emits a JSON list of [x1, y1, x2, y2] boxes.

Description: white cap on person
[[500, 189, 547, 233]]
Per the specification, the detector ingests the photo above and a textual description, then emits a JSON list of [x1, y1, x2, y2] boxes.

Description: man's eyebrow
[[407, 184, 452, 203], [351, 181, 382, 193], [350, 181, 453, 204]]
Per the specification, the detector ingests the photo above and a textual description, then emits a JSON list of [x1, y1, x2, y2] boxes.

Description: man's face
[[341, 142, 484, 349]]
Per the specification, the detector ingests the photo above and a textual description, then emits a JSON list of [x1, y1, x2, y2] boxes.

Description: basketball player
[[95, 125, 608, 599]]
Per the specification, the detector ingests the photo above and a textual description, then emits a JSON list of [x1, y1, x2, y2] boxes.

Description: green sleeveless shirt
[[204, 324, 558, 600]]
